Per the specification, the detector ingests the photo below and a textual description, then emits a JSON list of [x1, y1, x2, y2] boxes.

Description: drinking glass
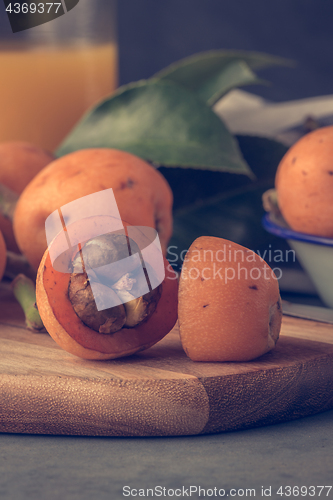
[[0, 0, 118, 151]]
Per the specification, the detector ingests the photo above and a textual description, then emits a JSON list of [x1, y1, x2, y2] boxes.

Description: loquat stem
[[262, 188, 279, 214], [11, 274, 45, 332], [262, 188, 289, 227]]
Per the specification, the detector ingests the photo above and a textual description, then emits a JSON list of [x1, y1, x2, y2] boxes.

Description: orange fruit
[[14, 148, 173, 270], [0, 141, 54, 252], [275, 126, 333, 237], [178, 236, 282, 362], [36, 215, 178, 360]]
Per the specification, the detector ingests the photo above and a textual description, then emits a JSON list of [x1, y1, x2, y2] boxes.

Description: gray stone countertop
[[1, 409, 332, 500]]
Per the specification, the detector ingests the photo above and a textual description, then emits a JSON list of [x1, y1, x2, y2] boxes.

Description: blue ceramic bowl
[[262, 213, 333, 307]]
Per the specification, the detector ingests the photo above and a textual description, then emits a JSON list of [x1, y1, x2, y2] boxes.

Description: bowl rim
[[262, 213, 333, 247]]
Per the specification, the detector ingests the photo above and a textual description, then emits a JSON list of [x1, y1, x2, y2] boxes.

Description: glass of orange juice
[[0, 0, 118, 152]]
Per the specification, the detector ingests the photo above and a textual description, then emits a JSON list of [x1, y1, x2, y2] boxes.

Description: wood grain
[[1, 281, 333, 436]]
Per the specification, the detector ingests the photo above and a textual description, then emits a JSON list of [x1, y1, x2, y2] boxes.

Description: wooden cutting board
[[1, 281, 333, 437]]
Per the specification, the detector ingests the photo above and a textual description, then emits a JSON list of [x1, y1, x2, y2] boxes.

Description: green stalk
[[0, 183, 19, 221], [11, 274, 45, 332]]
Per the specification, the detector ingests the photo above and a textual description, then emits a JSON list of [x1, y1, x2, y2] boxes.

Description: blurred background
[[118, 0, 333, 102], [117, 0, 333, 303], [1, 0, 333, 302]]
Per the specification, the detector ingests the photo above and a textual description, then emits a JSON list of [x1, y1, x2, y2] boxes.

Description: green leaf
[[169, 181, 300, 282], [201, 60, 267, 105], [169, 181, 292, 272], [154, 50, 293, 105], [160, 135, 288, 211], [56, 79, 253, 177], [166, 134, 290, 267], [235, 135, 288, 180], [171, 181, 272, 252]]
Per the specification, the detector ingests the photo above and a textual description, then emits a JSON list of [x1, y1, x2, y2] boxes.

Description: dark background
[[117, 0, 333, 102]]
